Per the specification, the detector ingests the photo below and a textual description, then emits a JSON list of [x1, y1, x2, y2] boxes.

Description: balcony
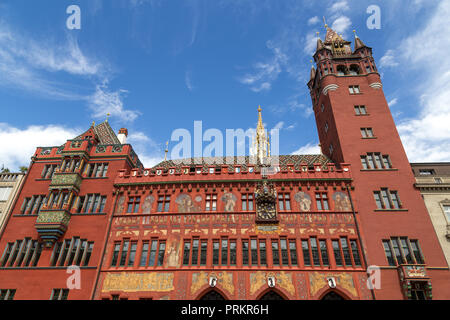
[[35, 210, 71, 247], [50, 172, 82, 192]]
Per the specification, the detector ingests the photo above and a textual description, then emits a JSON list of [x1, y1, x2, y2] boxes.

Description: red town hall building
[[0, 28, 449, 300]]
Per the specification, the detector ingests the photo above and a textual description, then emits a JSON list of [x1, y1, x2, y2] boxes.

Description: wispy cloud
[[185, 69, 194, 91], [308, 16, 320, 26], [238, 41, 288, 92], [388, 98, 398, 107], [394, 0, 450, 162], [88, 83, 141, 123], [380, 50, 399, 68]]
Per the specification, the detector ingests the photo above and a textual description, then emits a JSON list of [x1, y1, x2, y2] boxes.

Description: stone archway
[[259, 290, 285, 300], [199, 290, 226, 300], [321, 291, 346, 300]]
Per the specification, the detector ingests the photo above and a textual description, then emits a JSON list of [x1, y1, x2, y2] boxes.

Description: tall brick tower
[[308, 27, 449, 299]]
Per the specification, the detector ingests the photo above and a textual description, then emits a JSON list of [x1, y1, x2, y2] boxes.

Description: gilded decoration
[[294, 192, 312, 212], [191, 272, 234, 296], [309, 272, 357, 298], [255, 225, 280, 235], [176, 194, 201, 213], [102, 272, 174, 293], [115, 230, 140, 237], [114, 216, 140, 226], [333, 192, 352, 211], [221, 193, 237, 212], [299, 227, 325, 235], [50, 173, 82, 190], [329, 226, 355, 235], [36, 211, 71, 226], [250, 272, 295, 296]]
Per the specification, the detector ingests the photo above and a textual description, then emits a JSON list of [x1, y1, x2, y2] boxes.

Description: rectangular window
[[206, 194, 217, 211], [221, 239, 228, 266], [302, 240, 311, 266], [251, 239, 258, 266], [148, 240, 158, 267], [119, 240, 129, 267], [349, 85, 360, 94], [374, 188, 402, 210], [310, 238, 321, 266], [127, 242, 137, 267], [350, 240, 362, 266], [241, 194, 254, 211], [242, 240, 249, 266], [0, 289, 16, 300], [157, 241, 166, 266], [111, 243, 121, 267], [319, 240, 329, 266], [213, 240, 220, 266], [410, 240, 424, 264], [157, 196, 170, 212], [278, 193, 291, 211], [332, 240, 343, 267], [140, 242, 149, 267], [340, 238, 353, 266], [200, 240, 208, 266], [191, 239, 199, 266], [272, 241, 280, 266], [383, 240, 396, 266], [280, 239, 289, 266], [443, 205, 450, 222], [391, 238, 405, 265], [289, 240, 298, 266], [259, 240, 267, 266], [315, 193, 329, 210], [400, 238, 414, 264], [1, 239, 42, 268], [230, 240, 236, 266], [419, 169, 435, 175], [127, 197, 141, 213], [360, 128, 374, 138], [354, 105, 367, 115], [183, 240, 191, 266], [0, 187, 12, 201], [50, 289, 69, 301]]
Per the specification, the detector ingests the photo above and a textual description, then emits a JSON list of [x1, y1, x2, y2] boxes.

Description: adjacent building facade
[[0, 27, 449, 300], [411, 163, 450, 266], [0, 172, 25, 233]]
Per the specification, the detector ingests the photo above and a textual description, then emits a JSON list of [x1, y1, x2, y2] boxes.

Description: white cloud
[[388, 98, 398, 107], [127, 131, 162, 168], [185, 70, 194, 91], [291, 142, 321, 155], [303, 32, 318, 56], [0, 123, 79, 171], [380, 50, 399, 68], [88, 83, 141, 123], [331, 16, 351, 36], [395, 0, 450, 162], [329, 1, 349, 14], [273, 121, 285, 130], [307, 16, 320, 26]]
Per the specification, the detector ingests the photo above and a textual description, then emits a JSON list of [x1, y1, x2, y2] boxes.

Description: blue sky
[[0, 0, 449, 170]]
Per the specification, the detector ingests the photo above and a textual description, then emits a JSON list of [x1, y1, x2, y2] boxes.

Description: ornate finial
[[92, 121, 95, 127], [323, 16, 328, 28], [164, 141, 169, 161], [106, 113, 110, 122], [258, 105, 262, 113]]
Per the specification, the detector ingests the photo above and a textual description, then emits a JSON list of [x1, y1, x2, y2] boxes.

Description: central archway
[[199, 290, 226, 300], [259, 291, 285, 300], [321, 291, 346, 300]]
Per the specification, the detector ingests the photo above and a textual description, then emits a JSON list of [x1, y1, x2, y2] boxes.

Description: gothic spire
[[353, 30, 366, 50]]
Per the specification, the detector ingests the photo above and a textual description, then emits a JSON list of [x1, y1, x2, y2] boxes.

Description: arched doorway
[[199, 290, 226, 300], [321, 291, 346, 300], [259, 291, 285, 300]]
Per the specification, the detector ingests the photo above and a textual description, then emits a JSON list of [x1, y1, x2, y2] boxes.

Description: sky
[[0, 0, 449, 170]]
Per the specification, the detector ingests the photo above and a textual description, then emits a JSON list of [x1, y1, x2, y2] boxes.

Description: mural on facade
[[333, 192, 352, 211], [294, 192, 312, 212], [142, 195, 155, 214], [222, 193, 237, 212], [166, 236, 182, 268], [116, 195, 125, 214], [176, 194, 201, 213]]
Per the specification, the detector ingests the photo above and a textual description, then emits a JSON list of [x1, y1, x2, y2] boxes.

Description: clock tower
[[307, 26, 449, 299]]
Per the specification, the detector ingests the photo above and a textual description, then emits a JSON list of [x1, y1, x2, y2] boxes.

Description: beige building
[[412, 163, 450, 267], [0, 173, 25, 233]]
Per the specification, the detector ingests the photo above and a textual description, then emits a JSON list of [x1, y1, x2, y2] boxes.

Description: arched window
[[336, 65, 348, 76], [259, 291, 285, 300], [199, 290, 226, 300], [349, 64, 360, 75], [321, 291, 346, 300]]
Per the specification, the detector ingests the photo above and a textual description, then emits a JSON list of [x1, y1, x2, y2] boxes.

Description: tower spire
[[253, 106, 270, 165]]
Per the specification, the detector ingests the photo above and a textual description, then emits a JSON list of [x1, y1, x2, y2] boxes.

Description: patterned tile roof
[[152, 154, 331, 171], [73, 121, 120, 145]]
